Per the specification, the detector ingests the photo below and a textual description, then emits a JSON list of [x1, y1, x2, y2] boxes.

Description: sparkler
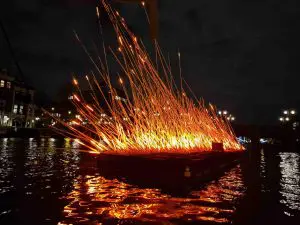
[[47, 0, 242, 154]]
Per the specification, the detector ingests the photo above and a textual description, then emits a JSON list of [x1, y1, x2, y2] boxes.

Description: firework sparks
[[47, 0, 242, 154]]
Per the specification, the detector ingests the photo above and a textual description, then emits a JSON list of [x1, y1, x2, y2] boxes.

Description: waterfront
[[0, 138, 299, 225]]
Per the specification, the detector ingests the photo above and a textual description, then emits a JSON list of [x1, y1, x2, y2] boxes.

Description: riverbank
[[0, 127, 60, 138]]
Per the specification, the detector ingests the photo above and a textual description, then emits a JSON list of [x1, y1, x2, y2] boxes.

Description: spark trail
[[48, 0, 242, 154]]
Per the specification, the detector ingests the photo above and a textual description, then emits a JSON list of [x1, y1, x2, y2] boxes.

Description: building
[[0, 68, 35, 127], [41, 81, 127, 127]]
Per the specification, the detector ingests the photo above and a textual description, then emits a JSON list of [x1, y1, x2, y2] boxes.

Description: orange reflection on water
[[59, 166, 244, 224]]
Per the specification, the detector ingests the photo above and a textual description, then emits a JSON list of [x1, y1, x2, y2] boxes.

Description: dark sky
[[0, 0, 299, 124]]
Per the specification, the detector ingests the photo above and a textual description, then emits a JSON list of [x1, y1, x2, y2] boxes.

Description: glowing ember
[[48, 0, 242, 154]]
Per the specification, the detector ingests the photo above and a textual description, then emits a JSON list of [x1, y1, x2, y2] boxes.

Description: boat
[[93, 151, 246, 194]]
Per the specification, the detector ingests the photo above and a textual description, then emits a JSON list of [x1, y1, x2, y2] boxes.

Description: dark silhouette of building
[[40, 80, 127, 127], [0, 68, 35, 127]]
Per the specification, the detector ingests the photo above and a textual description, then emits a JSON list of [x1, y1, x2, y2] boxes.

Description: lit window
[[0, 80, 4, 87], [13, 105, 18, 114], [19, 105, 24, 114], [7, 82, 11, 89], [3, 116, 9, 124]]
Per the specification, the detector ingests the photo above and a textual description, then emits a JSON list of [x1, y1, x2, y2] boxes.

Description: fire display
[[49, 0, 242, 154]]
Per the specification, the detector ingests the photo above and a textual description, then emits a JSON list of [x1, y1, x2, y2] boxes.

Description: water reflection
[[279, 152, 300, 215], [1, 138, 300, 225], [0, 138, 81, 225], [0, 138, 14, 195], [59, 165, 245, 224]]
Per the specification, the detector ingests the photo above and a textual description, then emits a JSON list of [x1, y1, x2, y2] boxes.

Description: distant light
[[283, 110, 288, 115], [231, 117, 235, 121], [35, 117, 40, 121], [285, 117, 290, 121], [96, 6, 100, 18], [218, 111, 222, 115], [279, 117, 284, 121], [4, 115, 9, 122], [51, 107, 55, 111], [259, 138, 268, 144], [223, 110, 228, 115], [290, 110, 296, 115], [68, 110, 72, 115]]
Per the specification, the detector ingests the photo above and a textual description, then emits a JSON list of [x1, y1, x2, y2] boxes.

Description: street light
[[226, 116, 235, 121], [283, 109, 296, 115], [218, 109, 235, 121], [279, 109, 297, 124]]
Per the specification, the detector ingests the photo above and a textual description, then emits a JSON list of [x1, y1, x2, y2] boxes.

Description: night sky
[[0, 0, 299, 124]]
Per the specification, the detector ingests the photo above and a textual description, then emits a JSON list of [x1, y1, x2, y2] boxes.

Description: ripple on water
[[0, 138, 81, 222], [279, 152, 300, 215], [58, 165, 245, 224], [0, 138, 15, 195]]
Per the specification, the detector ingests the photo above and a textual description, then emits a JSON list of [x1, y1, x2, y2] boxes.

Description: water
[[0, 138, 299, 225]]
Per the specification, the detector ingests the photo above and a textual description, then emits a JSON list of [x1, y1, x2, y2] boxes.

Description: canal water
[[0, 138, 299, 225]]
